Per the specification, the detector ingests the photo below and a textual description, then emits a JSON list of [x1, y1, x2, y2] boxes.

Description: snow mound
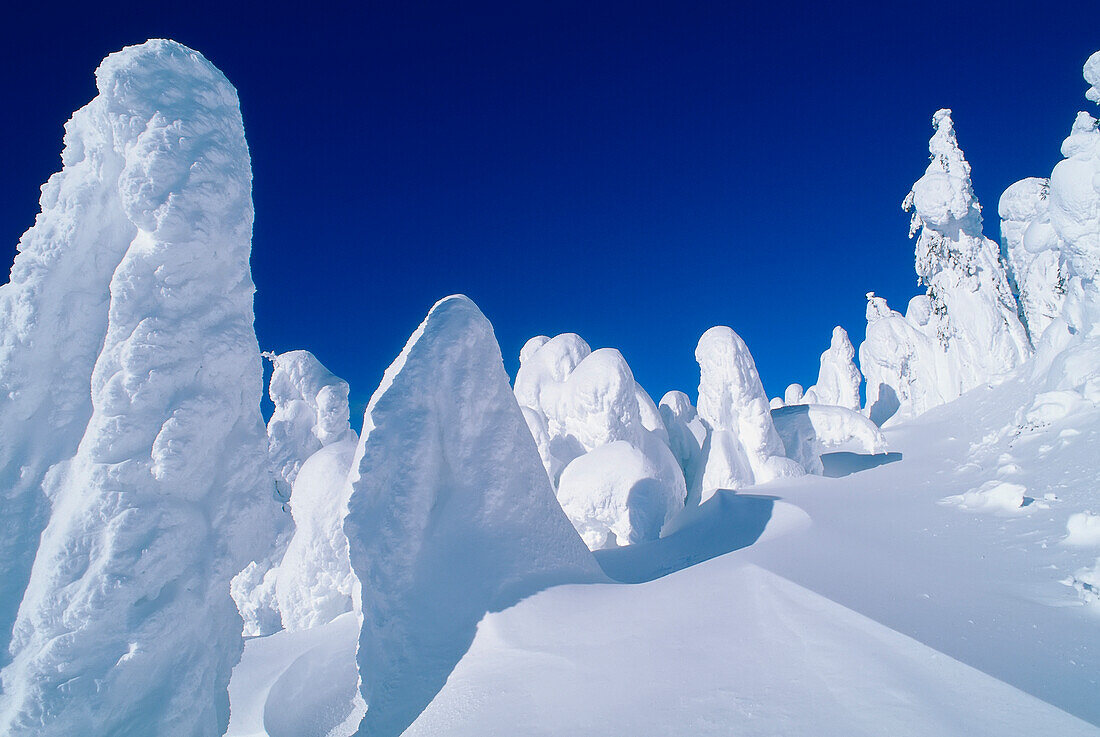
[[514, 335, 685, 548], [1087, 51, 1100, 104], [940, 481, 1038, 515], [695, 326, 804, 498], [556, 436, 686, 549], [1064, 558, 1100, 608], [0, 39, 274, 737], [1064, 512, 1100, 547], [344, 295, 602, 737], [772, 404, 889, 475]]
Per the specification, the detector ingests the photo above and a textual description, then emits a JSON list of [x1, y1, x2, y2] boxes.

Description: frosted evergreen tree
[[902, 109, 1031, 395]]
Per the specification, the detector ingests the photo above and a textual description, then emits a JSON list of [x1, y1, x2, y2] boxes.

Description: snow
[[343, 295, 602, 736], [783, 382, 804, 405], [695, 325, 804, 498], [772, 404, 889, 475], [232, 350, 355, 636], [940, 480, 1035, 515], [266, 350, 353, 486], [658, 390, 706, 493], [1065, 512, 1100, 547], [0, 39, 275, 737], [514, 335, 685, 548], [807, 326, 862, 411]]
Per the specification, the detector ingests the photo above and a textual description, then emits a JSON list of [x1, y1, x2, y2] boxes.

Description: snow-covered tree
[[232, 350, 357, 635], [514, 334, 685, 549], [344, 295, 601, 736], [0, 40, 277, 737], [695, 326, 803, 499], [902, 109, 1031, 392], [807, 326, 862, 411]]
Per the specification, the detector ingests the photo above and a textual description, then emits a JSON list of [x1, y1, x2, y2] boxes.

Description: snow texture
[[784, 383, 804, 405], [771, 404, 889, 475], [807, 326, 862, 411], [0, 40, 275, 737], [514, 335, 685, 548], [266, 350, 353, 486], [1064, 511, 1100, 547], [344, 295, 602, 737], [232, 350, 354, 636], [658, 390, 706, 494], [695, 326, 804, 499]]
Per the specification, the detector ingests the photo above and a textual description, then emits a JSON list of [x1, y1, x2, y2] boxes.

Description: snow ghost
[[0, 40, 276, 737], [345, 295, 601, 736], [695, 326, 803, 499]]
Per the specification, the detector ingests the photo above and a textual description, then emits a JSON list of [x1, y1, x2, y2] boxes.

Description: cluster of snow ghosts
[[514, 335, 686, 549], [0, 40, 277, 737], [231, 350, 358, 636], [345, 296, 601, 736], [862, 109, 1033, 425]]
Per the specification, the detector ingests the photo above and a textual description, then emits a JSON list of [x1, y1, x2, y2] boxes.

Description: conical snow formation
[[345, 296, 602, 737], [695, 326, 803, 499], [232, 350, 357, 635], [808, 326, 862, 411], [902, 109, 1031, 391], [514, 335, 685, 549], [0, 40, 275, 737]]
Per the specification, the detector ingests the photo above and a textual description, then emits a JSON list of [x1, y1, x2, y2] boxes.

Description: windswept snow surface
[[343, 296, 602, 737], [0, 40, 275, 737]]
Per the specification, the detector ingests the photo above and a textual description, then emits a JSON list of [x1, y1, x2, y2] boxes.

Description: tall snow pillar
[[0, 40, 275, 737], [345, 295, 601, 737]]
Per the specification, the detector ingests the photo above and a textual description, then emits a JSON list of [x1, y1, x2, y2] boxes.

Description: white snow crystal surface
[[1065, 512, 1100, 547], [343, 295, 602, 737], [0, 39, 275, 737]]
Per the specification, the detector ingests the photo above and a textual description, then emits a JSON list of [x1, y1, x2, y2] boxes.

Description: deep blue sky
[[2, 2, 1098, 422]]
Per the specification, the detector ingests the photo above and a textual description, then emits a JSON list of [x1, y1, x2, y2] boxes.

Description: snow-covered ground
[[226, 367, 1100, 735]]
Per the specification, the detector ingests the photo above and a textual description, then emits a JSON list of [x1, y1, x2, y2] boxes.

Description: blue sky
[[2, 2, 1098, 420]]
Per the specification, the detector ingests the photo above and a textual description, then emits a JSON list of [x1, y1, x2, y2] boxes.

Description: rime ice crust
[[514, 335, 686, 549], [344, 296, 601, 736], [695, 326, 804, 498], [0, 40, 274, 737]]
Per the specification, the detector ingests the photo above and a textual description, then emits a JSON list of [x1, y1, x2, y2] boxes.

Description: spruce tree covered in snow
[[695, 326, 803, 499], [0, 40, 277, 737], [658, 390, 706, 496], [862, 110, 1031, 424], [807, 326, 862, 411], [902, 109, 1031, 390], [344, 295, 601, 736]]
